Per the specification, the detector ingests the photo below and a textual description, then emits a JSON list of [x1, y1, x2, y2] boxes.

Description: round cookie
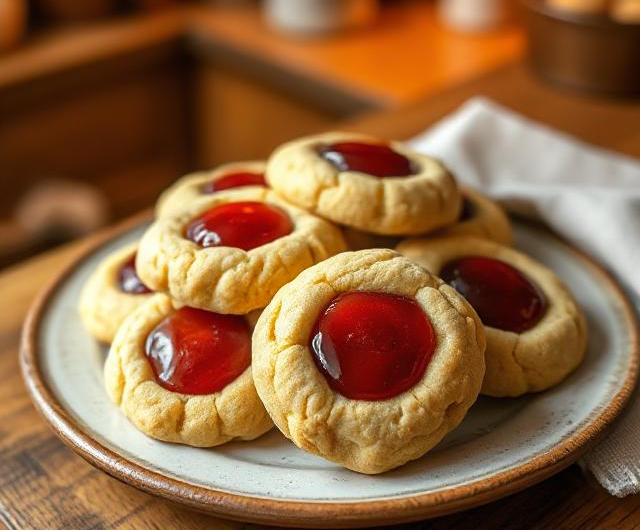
[[266, 131, 461, 236], [156, 161, 267, 217], [397, 236, 587, 397], [104, 294, 273, 446], [252, 249, 485, 474], [137, 187, 347, 314], [431, 186, 513, 245], [79, 242, 154, 343]]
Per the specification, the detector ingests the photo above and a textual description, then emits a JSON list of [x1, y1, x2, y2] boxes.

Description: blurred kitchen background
[[0, 0, 638, 268]]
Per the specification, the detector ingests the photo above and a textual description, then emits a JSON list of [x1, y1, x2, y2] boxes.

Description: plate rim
[[19, 214, 640, 528]]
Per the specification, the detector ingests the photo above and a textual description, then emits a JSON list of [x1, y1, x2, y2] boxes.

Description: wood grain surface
[[2, 63, 640, 529]]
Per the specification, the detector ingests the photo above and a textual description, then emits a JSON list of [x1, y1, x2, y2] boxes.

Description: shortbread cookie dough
[[156, 161, 267, 217], [104, 294, 272, 446], [137, 187, 347, 314], [79, 242, 153, 343], [252, 249, 485, 474], [433, 186, 512, 245], [266, 132, 461, 236], [397, 236, 587, 397]]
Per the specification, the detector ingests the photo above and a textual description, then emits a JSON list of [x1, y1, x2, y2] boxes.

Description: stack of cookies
[[79, 131, 587, 474]]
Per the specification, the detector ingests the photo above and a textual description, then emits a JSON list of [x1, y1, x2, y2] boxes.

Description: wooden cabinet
[[0, 43, 192, 220], [193, 63, 338, 168]]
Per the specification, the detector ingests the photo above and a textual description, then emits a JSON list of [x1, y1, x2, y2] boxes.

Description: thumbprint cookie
[[397, 236, 587, 397], [104, 294, 272, 446], [252, 249, 485, 474], [265, 132, 461, 236], [79, 242, 153, 343], [156, 161, 267, 217], [432, 186, 512, 245], [137, 187, 347, 314]]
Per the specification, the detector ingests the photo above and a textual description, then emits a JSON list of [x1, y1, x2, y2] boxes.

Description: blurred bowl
[[264, 0, 379, 35], [520, 0, 640, 96]]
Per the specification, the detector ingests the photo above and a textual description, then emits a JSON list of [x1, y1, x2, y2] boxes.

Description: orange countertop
[[0, 1, 524, 110], [189, 0, 525, 108]]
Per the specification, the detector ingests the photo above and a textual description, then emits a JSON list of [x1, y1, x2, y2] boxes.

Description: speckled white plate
[[21, 217, 638, 528]]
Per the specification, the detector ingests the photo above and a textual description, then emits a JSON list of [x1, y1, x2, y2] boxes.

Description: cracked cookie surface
[[104, 294, 273, 446], [251, 249, 485, 474], [79, 242, 153, 343], [397, 236, 587, 397], [156, 161, 266, 217], [265, 132, 461, 236], [137, 187, 347, 314]]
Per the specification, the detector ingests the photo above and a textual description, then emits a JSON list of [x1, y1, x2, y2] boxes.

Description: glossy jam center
[[145, 307, 251, 395], [185, 201, 293, 251], [317, 142, 416, 178], [309, 291, 436, 401], [118, 254, 152, 294], [441, 256, 547, 334], [202, 171, 266, 193]]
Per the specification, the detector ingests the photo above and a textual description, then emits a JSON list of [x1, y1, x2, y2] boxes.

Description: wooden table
[[2, 63, 640, 530]]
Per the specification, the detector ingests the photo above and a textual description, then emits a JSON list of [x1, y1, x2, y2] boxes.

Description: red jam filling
[[309, 291, 436, 401], [317, 142, 416, 178], [185, 201, 293, 251], [145, 307, 251, 395], [202, 171, 266, 193], [118, 254, 151, 294], [440, 256, 547, 334]]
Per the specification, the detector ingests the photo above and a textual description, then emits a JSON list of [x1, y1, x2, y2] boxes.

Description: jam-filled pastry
[[397, 236, 587, 398], [432, 186, 512, 245], [252, 249, 485, 474], [79, 242, 153, 343], [156, 161, 267, 217], [137, 187, 347, 314], [266, 132, 461, 236], [104, 294, 273, 446]]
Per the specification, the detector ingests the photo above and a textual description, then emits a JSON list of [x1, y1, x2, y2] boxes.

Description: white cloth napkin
[[407, 97, 640, 497]]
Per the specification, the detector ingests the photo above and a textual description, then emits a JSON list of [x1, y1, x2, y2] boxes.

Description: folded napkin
[[407, 97, 640, 497]]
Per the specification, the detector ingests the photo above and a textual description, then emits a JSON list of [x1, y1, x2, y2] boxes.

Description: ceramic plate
[[21, 217, 638, 528]]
